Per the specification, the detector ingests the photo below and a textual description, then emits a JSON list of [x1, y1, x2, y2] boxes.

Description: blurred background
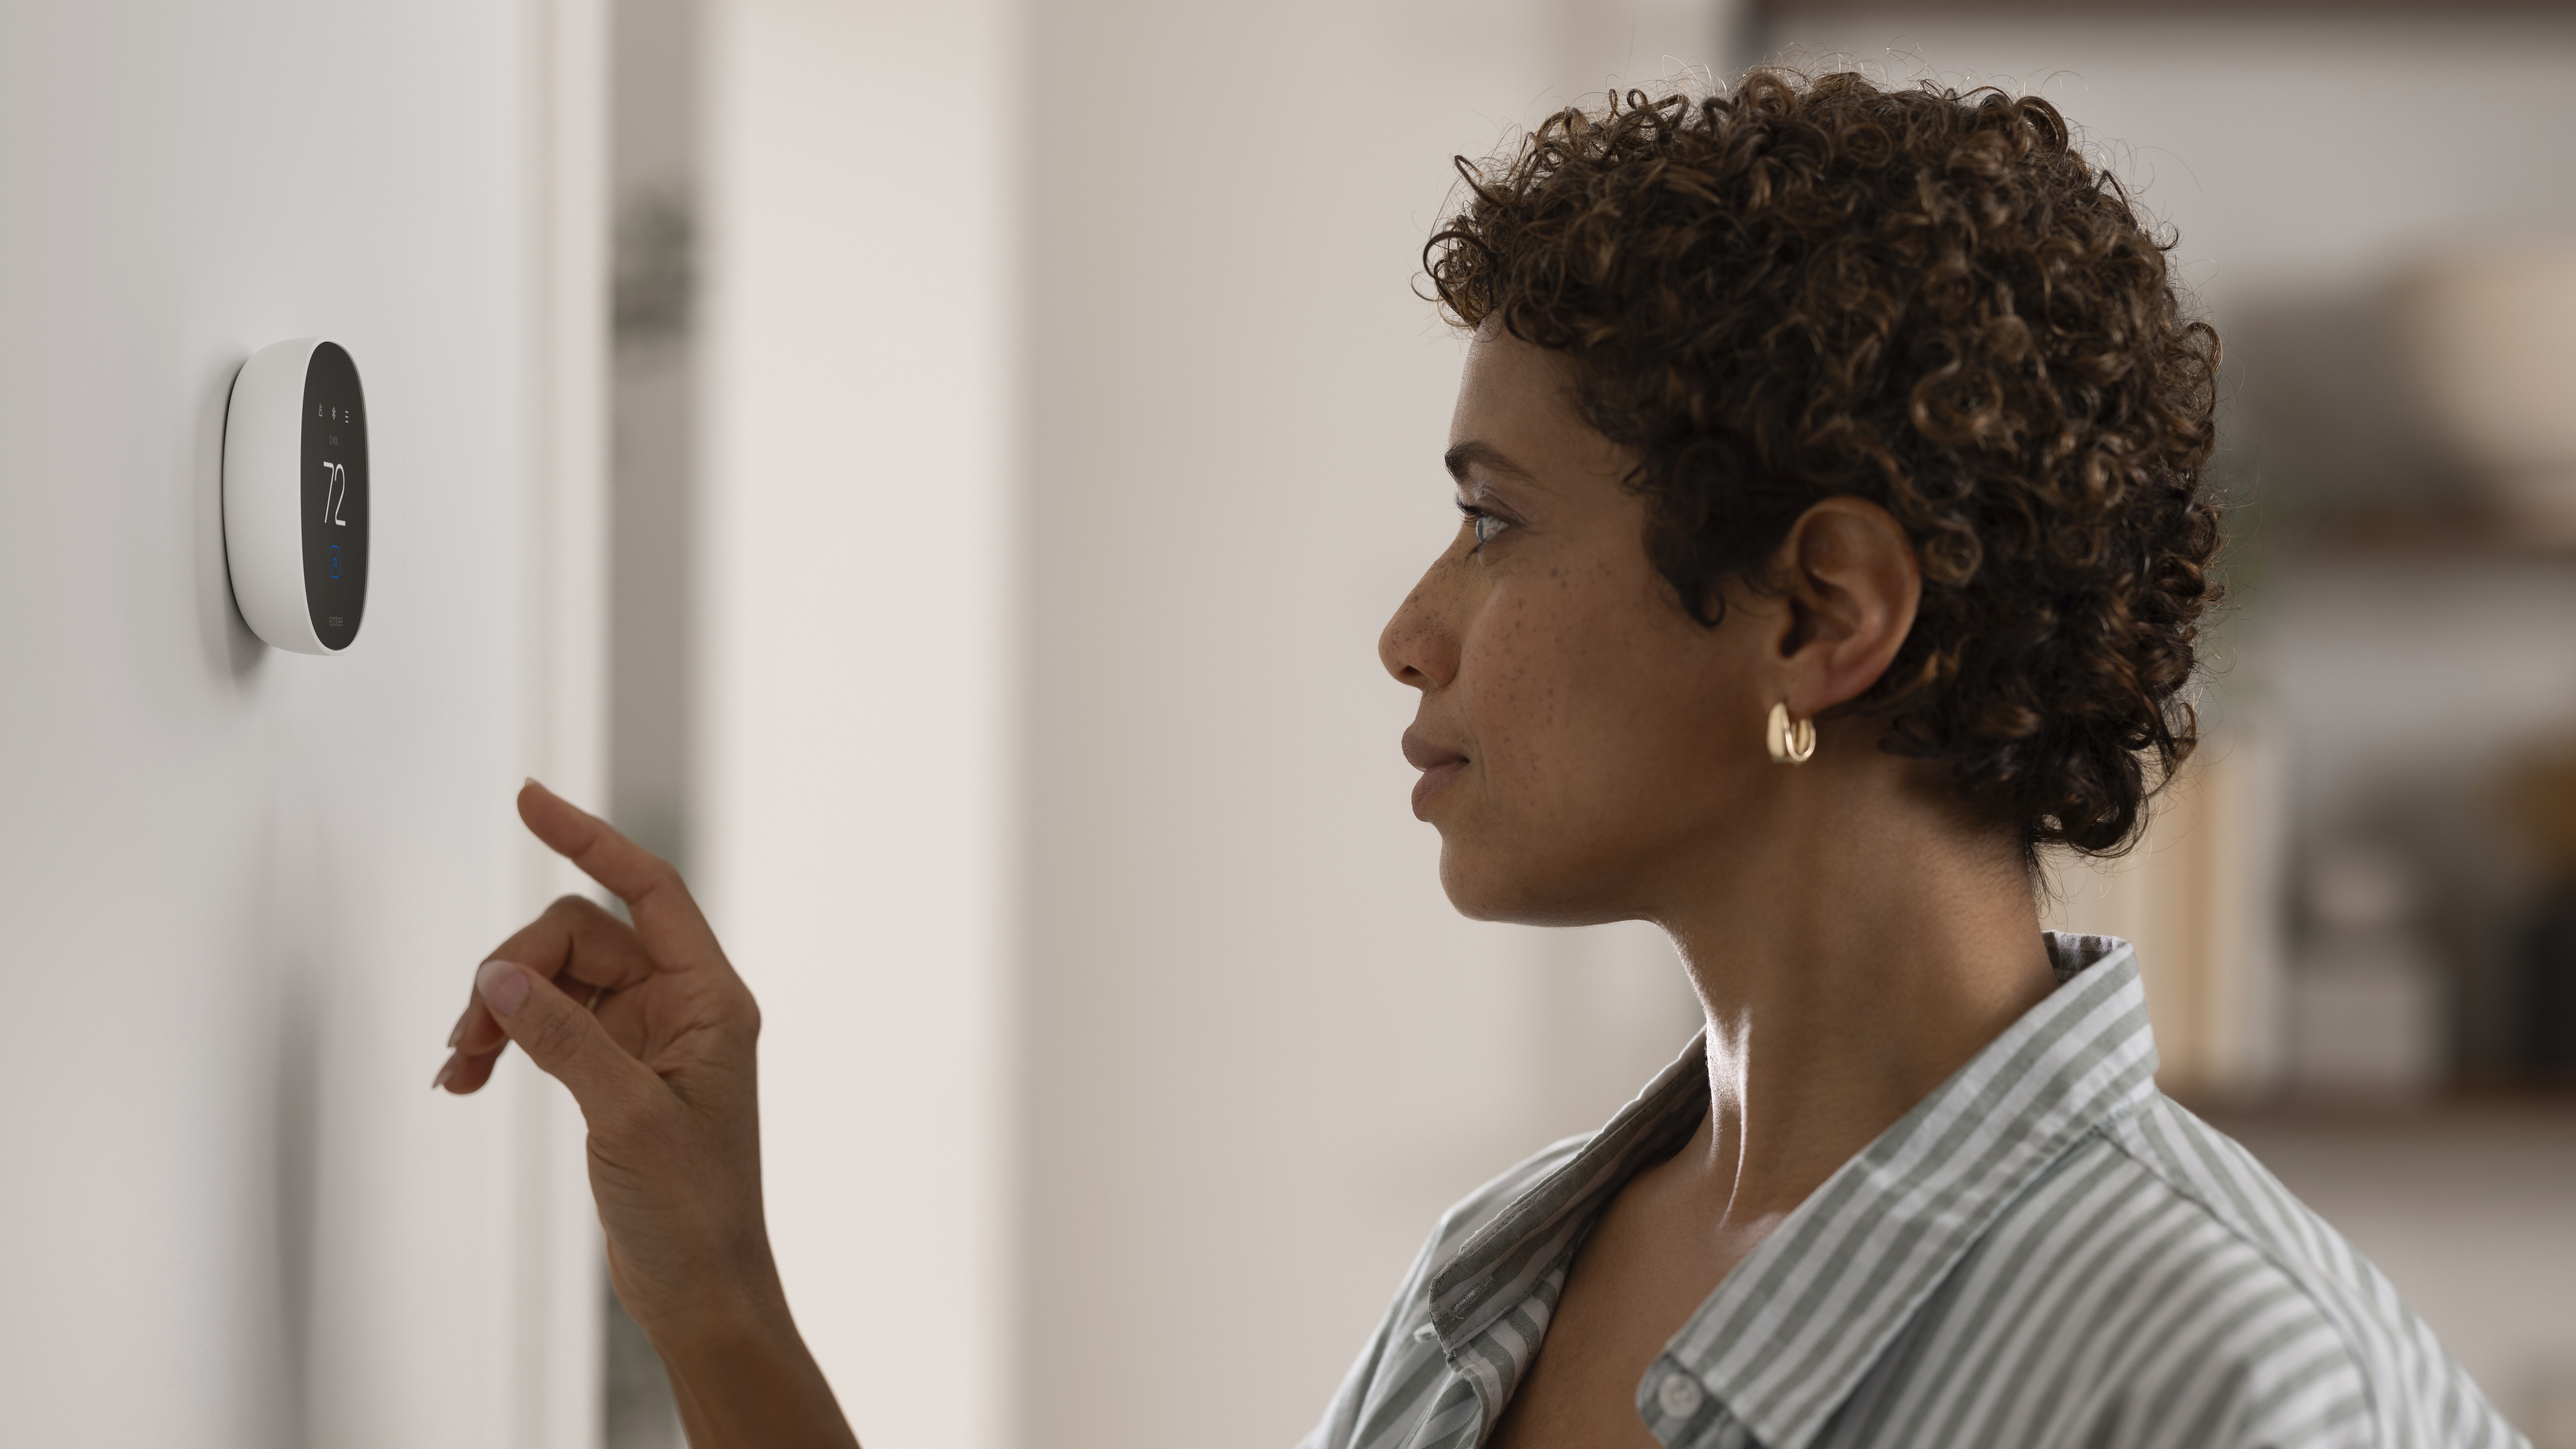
[[8, 0, 2576, 1446]]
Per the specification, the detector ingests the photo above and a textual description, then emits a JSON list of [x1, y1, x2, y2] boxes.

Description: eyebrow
[[1443, 440, 1535, 485]]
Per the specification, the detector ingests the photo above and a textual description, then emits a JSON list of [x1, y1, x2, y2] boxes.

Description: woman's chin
[[1434, 844, 1511, 922], [1436, 842, 1617, 927]]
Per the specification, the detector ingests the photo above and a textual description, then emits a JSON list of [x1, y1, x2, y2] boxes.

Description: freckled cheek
[[1454, 592, 1604, 803]]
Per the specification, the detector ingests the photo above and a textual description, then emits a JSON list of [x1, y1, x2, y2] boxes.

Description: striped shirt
[[1301, 934, 2522, 1449]]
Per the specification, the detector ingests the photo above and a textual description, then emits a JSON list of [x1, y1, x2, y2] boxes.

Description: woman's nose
[[1378, 567, 1459, 691]]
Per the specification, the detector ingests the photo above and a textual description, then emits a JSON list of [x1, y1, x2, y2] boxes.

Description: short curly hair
[[1426, 69, 2222, 857]]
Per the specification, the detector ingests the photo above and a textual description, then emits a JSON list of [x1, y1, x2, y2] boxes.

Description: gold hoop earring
[[1766, 702, 1816, 765]]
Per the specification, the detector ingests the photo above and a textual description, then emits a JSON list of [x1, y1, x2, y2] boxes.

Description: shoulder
[[1948, 1095, 2521, 1449]]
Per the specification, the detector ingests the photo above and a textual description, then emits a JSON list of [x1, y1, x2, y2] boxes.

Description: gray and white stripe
[[1299, 934, 2522, 1449]]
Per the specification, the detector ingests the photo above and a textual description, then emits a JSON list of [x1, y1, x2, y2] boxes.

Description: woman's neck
[[1650, 741, 2058, 1231]]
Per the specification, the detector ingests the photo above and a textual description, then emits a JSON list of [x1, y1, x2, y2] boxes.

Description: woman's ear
[[1772, 497, 1922, 714]]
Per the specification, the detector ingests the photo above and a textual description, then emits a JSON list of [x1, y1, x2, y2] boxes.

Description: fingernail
[[432, 1052, 460, 1092], [446, 1011, 468, 1049], [477, 958, 531, 1019]]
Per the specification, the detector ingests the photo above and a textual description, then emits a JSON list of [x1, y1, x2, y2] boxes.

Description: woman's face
[[1379, 325, 1781, 925]]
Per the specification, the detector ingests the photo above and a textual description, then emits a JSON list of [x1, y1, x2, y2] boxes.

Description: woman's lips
[[1410, 760, 1466, 818], [1401, 728, 1469, 820]]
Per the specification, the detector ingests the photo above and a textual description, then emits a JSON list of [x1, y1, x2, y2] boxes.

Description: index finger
[[516, 779, 726, 970]]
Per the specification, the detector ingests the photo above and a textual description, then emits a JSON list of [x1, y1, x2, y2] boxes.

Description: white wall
[[692, 3, 1024, 1446], [0, 3, 603, 1445]]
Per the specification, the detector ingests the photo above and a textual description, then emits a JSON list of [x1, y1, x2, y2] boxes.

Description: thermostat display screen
[[299, 342, 368, 650]]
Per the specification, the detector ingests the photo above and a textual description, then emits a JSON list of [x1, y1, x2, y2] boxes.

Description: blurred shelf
[[1760, 0, 2576, 14], [2265, 511, 2576, 565], [2193, 1085, 2576, 1136]]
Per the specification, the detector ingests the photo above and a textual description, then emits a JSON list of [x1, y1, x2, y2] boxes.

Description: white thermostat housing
[[223, 337, 368, 653]]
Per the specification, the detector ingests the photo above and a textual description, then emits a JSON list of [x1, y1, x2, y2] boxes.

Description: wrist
[[650, 1291, 857, 1449], [630, 1250, 794, 1362]]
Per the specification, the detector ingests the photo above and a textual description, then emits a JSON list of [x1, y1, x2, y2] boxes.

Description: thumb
[[476, 958, 660, 1126]]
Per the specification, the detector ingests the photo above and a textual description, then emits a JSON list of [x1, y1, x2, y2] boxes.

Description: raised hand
[[435, 780, 857, 1449]]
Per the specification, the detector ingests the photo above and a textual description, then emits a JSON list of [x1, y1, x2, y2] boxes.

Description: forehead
[[1450, 324, 1581, 446], [1448, 325, 1635, 497]]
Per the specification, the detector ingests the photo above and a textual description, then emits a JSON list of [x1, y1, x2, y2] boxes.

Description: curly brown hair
[[1426, 69, 2222, 857]]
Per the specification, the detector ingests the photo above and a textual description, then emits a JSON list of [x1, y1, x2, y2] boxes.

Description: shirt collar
[[1425, 933, 2160, 1447], [1667, 933, 2159, 1448], [1427, 1020, 1709, 1347]]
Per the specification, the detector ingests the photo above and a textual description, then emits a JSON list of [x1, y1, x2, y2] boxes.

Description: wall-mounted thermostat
[[223, 338, 368, 653]]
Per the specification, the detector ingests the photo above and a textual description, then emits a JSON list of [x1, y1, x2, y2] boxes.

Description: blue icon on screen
[[329, 545, 342, 580]]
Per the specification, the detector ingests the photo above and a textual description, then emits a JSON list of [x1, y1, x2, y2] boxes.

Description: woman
[[433, 72, 2515, 1448]]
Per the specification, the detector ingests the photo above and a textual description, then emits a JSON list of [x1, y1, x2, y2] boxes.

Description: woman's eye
[[1458, 504, 1510, 551]]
